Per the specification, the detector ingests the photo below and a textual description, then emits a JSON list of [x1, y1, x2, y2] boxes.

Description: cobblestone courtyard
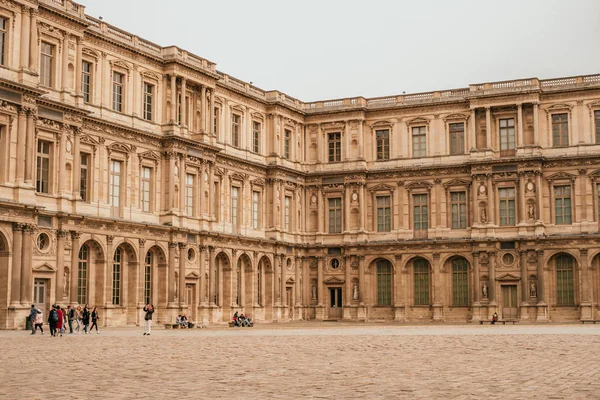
[[1, 324, 599, 399]]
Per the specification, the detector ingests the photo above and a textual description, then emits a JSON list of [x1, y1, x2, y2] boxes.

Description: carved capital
[[12, 222, 24, 232], [22, 224, 35, 235], [472, 251, 480, 258], [536, 250, 544, 257], [580, 248, 588, 256], [138, 238, 146, 247], [178, 242, 186, 249], [56, 229, 69, 239], [70, 231, 82, 240], [106, 235, 114, 245], [168, 241, 178, 249], [208, 245, 216, 254]]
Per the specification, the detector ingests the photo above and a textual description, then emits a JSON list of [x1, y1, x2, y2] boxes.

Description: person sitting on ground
[[491, 312, 498, 325], [232, 311, 239, 327], [239, 313, 247, 327], [181, 314, 188, 328]]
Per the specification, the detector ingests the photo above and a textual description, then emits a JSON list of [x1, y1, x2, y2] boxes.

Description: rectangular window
[[252, 191, 260, 229], [556, 256, 574, 306], [82, 61, 92, 103], [328, 132, 341, 162], [284, 129, 291, 159], [213, 108, 219, 134], [80, 153, 89, 202], [554, 185, 572, 225], [412, 126, 426, 158], [376, 129, 390, 160], [285, 196, 291, 231], [413, 259, 430, 306], [376, 196, 391, 232], [328, 197, 342, 233], [231, 114, 240, 147], [36, 141, 51, 194], [449, 123, 465, 155], [231, 186, 239, 226], [186, 174, 194, 216], [143, 83, 153, 121], [141, 166, 151, 212], [0, 17, 6, 66], [109, 160, 121, 211], [552, 113, 568, 147], [213, 182, 219, 221], [112, 249, 121, 305], [144, 252, 152, 304], [40, 42, 54, 87], [177, 94, 181, 124], [77, 247, 88, 305], [499, 118, 515, 154], [252, 121, 260, 153], [376, 261, 392, 305], [413, 194, 428, 231], [595, 110, 600, 144], [499, 187, 516, 226], [450, 191, 467, 229], [112, 72, 124, 112], [452, 259, 469, 306]]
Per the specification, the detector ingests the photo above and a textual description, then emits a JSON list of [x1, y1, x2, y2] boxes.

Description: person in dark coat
[[29, 305, 40, 335], [48, 305, 59, 337], [82, 305, 91, 334], [143, 304, 154, 335], [89, 306, 100, 334]]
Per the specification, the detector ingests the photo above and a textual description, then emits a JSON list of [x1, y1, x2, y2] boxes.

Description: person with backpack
[[82, 305, 91, 334], [48, 305, 59, 337], [67, 305, 75, 334], [89, 306, 100, 334], [143, 303, 154, 336]]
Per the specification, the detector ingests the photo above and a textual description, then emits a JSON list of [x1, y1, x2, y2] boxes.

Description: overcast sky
[[84, 0, 600, 102]]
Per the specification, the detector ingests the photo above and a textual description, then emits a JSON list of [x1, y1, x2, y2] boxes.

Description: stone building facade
[[1, 0, 600, 328]]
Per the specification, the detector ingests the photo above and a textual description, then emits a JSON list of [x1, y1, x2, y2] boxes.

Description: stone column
[[344, 256, 351, 306], [200, 86, 207, 133], [485, 107, 492, 149], [178, 242, 186, 307], [57, 128, 67, 194], [167, 241, 177, 305], [24, 109, 35, 185], [317, 257, 324, 306], [432, 253, 443, 320], [61, 35, 69, 91], [358, 120, 364, 159], [28, 8, 38, 73], [20, 224, 34, 304], [75, 37, 82, 96], [536, 250, 547, 321], [580, 249, 592, 320], [520, 250, 528, 307], [199, 246, 207, 306], [280, 254, 286, 310], [69, 231, 80, 305], [488, 251, 496, 306], [358, 256, 365, 305], [138, 239, 146, 305], [15, 108, 26, 183], [208, 246, 215, 305], [170, 75, 177, 124], [344, 185, 351, 233], [472, 252, 480, 304], [359, 184, 366, 231], [180, 77, 187, 128], [317, 186, 324, 234], [208, 162, 215, 218], [209, 88, 216, 136], [105, 235, 114, 306], [73, 128, 81, 198], [517, 104, 524, 147], [470, 109, 477, 151], [295, 256, 301, 316], [10, 223, 23, 307], [518, 174, 526, 224], [20, 6, 30, 71], [533, 104, 540, 146], [56, 230, 67, 301], [486, 175, 493, 225]]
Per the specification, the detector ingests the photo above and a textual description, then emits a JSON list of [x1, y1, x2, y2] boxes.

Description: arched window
[[257, 263, 262, 306], [414, 259, 430, 305], [452, 258, 468, 306], [235, 260, 241, 306], [556, 254, 574, 306], [144, 251, 152, 304], [77, 245, 89, 305], [112, 247, 121, 305], [376, 260, 392, 305]]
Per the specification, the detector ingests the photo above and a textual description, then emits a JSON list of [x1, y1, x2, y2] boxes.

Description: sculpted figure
[[530, 280, 537, 298], [353, 283, 359, 300], [482, 281, 488, 299]]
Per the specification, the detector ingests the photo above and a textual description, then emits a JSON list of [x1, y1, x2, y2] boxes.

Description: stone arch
[[400, 254, 433, 272], [77, 238, 105, 306], [546, 251, 580, 307], [440, 253, 472, 270], [369, 257, 395, 306], [112, 239, 138, 263], [364, 255, 395, 271], [257, 255, 273, 320], [0, 225, 10, 252], [144, 244, 167, 308], [444, 255, 471, 306]]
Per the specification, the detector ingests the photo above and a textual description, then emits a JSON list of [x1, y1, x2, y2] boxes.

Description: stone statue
[[311, 284, 317, 300], [482, 281, 488, 299], [530, 280, 537, 298], [63, 271, 69, 297], [528, 204, 535, 220], [353, 283, 359, 300], [480, 207, 487, 224]]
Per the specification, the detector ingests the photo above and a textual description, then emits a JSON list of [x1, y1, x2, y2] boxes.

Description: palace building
[[0, 0, 600, 329]]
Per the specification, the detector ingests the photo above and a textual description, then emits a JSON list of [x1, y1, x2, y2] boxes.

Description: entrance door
[[329, 288, 343, 319], [502, 285, 518, 319], [33, 279, 48, 316], [185, 284, 196, 321]]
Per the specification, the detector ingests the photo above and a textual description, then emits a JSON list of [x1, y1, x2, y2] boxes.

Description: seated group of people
[[176, 314, 193, 328], [232, 312, 253, 327]]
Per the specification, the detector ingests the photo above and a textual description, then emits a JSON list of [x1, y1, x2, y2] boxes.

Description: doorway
[[185, 284, 196, 321], [329, 287, 343, 319], [33, 279, 48, 316], [502, 285, 518, 320]]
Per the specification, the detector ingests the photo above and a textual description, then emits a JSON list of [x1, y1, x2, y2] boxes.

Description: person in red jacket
[[56, 305, 64, 337]]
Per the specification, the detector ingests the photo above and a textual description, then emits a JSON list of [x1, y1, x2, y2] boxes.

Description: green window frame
[[552, 113, 568, 147], [452, 258, 469, 306], [376, 260, 392, 305], [376, 196, 391, 232], [328, 198, 342, 233], [556, 255, 574, 306], [449, 123, 464, 155], [413, 194, 428, 231], [499, 187, 516, 226], [376, 129, 390, 160], [450, 191, 467, 229], [413, 259, 430, 305], [554, 185, 572, 225]]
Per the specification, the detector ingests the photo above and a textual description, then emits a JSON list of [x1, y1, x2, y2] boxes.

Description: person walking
[[28, 305, 40, 335], [75, 306, 83, 334], [82, 305, 90, 334], [56, 306, 64, 337], [89, 306, 100, 334], [34, 310, 44, 335], [143, 304, 154, 336], [67, 305, 75, 334], [48, 305, 59, 337]]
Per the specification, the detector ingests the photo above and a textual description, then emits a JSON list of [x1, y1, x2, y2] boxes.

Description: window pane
[[556, 255, 574, 306], [377, 260, 392, 305], [449, 123, 464, 155], [452, 258, 468, 306], [414, 259, 430, 305]]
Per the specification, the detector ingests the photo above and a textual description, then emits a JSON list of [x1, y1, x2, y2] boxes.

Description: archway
[[258, 255, 273, 321], [111, 241, 137, 325], [214, 251, 230, 320], [76, 239, 105, 307]]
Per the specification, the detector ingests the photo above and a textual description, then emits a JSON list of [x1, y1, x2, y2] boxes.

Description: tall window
[[554, 185, 572, 225], [213, 182, 219, 221], [552, 113, 568, 147], [231, 114, 240, 147], [595, 110, 600, 144], [450, 191, 467, 229], [40, 42, 54, 87], [328, 198, 342, 233], [499, 118, 515, 154], [257, 264, 262, 306], [376, 260, 392, 305], [252, 191, 260, 229], [112, 248, 121, 305], [213, 108, 219, 135], [556, 255, 574, 306], [499, 188, 516, 226], [82, 61, 92, 102], [285, 196, 291, 231], [284, 129, 291, 159], [413, 194, 428, 231], [328, 132, 341, 162], [231, 186, 239, 226], [376, 196, 391, 232], [253, 121, 260, 153], [144, 252, 152, 304], [0, 17, 6, 66], [36, 141, 50, 194], [412, 126, 426, 158], [112, 72, 124, 112], [186, 174, 194, 216], [143, 83, 153, 121], [376, 129, 390, 160], [452, 258, 468, 306], [413, 259, 430, 305], [80, 153, 89, 202], [141, 166, 151, 212], [449, 123, 464, 155], [77, 245, 88, 305], [109, 160, 121, 213], [235, 261, 241, 305]]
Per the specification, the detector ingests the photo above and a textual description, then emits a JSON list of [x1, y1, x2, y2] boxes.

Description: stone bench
[[480, 320, 518, 325], [581, 320, 600, 324]]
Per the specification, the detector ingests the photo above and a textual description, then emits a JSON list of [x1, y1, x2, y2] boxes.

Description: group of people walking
[[29, 304, 99, 336]]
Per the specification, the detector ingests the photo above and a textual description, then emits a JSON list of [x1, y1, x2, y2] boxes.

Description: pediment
[[589, 169, 600, 178], [252, 112, 265, 121], [111, 60, 131, 71], [230, 173, 248, 182], [79, 134, 99, 147], [230, 105, 244, 114], [546, 171, 576, 182], [186, 272, 200, 279], [251, 178, 265, 187], [141, 71, 161, 81], [323, 276, 345, 284], [546, 103, 573, 112], [405, 180, 432, 190], [443, 113, 468, 122], [443, 178, 472, 188], [82, 48, 99, 59], [138, 150, 161, 161], [371, 120, 393, 128], [286, 277, 295, 284], [369, 183, 395, 193], [587, 100, 600, 109], [34, 263, 56, 272], [214, 167, 225, 176], [496, 273, 521, 282], [107, 142, 131, 154], [406, 117, 430, 126]]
